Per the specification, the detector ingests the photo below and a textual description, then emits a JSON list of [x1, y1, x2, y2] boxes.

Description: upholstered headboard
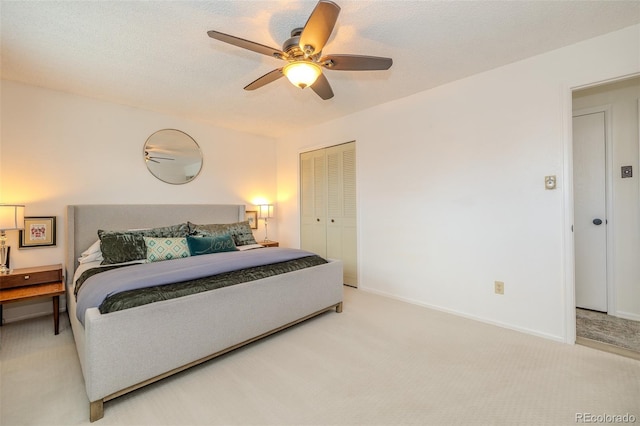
[[65, 204, 245, 285]]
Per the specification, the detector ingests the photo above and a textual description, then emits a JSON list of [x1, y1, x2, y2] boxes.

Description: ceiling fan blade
[[320, 54, 393, 71], [244, 68, 285, 91], [310, 73, 334, 100], [299, 1, 340, 56], [207, 30, 288, 60]]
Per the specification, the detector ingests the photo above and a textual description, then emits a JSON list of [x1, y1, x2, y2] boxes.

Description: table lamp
[[258, 204, 274, 242], [0, 204, 25, 273]]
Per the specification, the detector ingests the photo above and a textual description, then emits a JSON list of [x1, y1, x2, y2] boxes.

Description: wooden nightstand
[[0, 264, 64, 334], [260, 241, 279, 247]]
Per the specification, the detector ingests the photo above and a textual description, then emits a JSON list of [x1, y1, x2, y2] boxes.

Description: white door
[[326, 142, 358, 287], [300, 150, 327, 257], [573, 111, 608, 312]]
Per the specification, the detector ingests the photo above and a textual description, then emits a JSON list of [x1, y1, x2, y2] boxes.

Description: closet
[[300, 141, 357, 287]]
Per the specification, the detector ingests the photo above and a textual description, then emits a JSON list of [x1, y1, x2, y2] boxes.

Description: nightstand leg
[[53, 295, 59, 335]]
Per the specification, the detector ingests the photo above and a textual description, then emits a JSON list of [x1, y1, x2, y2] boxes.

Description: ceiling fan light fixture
[[283, 62, 321, 89]]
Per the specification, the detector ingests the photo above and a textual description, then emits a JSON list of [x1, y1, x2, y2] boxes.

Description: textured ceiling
[[2, 1, 639, 138]]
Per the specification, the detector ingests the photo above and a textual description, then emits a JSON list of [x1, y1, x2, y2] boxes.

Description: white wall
[[276, 25, 640, 342], [0, 81, 277, 322], [573, 77, 640, 321]]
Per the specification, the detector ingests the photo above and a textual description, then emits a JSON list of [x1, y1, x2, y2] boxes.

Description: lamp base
[[0, 239, 9, 274]]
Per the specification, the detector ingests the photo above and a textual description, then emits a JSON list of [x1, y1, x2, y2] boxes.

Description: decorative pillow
[[188, 221, 257, 246], [98, 223, 189, 264], [187, 235, 238, 256], [99, 231, 147, 265], [144, 237, 190, 263], [140, 223, 190, 238]]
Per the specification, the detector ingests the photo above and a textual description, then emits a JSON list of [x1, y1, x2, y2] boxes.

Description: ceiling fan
[[144, 151, 175, 164], [207, 0, 392, 100]]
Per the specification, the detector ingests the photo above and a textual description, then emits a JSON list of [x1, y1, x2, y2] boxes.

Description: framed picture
[[19, 216, 57, 248], [245, 210, 258, 229]]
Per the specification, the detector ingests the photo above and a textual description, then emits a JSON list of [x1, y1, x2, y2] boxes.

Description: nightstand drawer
[[0, 264, 63, 290]]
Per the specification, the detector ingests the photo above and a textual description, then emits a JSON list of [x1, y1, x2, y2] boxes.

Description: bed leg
[[90, 399, 104, 422], [336, 302, 343, 313]]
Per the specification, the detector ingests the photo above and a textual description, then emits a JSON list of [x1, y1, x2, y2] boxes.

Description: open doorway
[[572, 76, 640, 359]]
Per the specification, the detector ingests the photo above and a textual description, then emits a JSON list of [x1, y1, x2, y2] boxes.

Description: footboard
[[80, 259, 343, 421]]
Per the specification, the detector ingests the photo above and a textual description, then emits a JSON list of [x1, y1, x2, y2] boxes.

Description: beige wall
[[0, 81, 278, 322], [276, 25, 640, 343], [573, 77, 640, 320]]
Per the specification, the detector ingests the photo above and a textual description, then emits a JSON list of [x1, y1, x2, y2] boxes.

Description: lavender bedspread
[[75, 248, 316, 325]]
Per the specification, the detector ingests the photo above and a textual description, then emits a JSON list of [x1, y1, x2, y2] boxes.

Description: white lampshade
[[0, 204, 25, 231], [283, 62, 321, 89], [258, 204, 274, 219]]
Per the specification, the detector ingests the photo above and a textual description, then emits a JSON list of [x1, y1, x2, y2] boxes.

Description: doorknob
[[592, 218, 603, 225]]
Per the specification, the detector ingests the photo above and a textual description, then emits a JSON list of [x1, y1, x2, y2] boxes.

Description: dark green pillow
[[187, 235, 238, 256], [188, 221, 257, 246], [98, 232, 147, 265]]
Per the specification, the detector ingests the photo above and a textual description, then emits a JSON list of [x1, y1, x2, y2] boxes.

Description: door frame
[[572, 105, 615, 315], [564, 73, 640, 343]]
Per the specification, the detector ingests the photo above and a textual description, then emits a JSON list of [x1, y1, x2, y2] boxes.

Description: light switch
[[545, 175, 556, 190]]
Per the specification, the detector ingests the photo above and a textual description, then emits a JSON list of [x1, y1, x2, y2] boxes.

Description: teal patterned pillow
[[188, 221, 257, 246], [143, 237, 190, 263], [187, 235, 238, 256]]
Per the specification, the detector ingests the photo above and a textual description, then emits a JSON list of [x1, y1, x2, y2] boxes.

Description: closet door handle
[[316, 218, 320, 222], [592, 218, 603, 225], [331, 219, 335, 223]]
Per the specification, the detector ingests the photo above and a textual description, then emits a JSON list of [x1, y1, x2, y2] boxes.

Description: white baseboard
[[358, 286, 565, 343], [611, 310, 640, 322]]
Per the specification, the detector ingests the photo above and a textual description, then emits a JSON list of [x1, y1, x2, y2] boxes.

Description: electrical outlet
[[494, 281, 504, 295]]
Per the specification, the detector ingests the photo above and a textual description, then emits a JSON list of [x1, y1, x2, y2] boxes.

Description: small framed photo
[[19, 216, 57, 248], [245, 210, 258, 229]]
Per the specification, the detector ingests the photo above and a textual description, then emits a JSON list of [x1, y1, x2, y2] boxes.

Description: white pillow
[[81, 240, 101, 257], [236, 243, 265, 251], [79, 251, 103, 264], [78, 240, 103, 264]]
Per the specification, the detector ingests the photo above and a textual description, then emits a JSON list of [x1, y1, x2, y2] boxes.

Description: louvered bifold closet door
[[301, 142, 357, 287], [300, 149, 327, 257], [326, 142, 357, 287]]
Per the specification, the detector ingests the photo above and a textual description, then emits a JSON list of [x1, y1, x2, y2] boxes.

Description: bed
[[65, 204, 343, 422]]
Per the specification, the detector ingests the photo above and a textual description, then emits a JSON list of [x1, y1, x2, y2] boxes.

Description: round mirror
[[143, 129, 203, 185]]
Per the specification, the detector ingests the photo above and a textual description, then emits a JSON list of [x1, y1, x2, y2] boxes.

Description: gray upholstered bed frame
[[65, 204, 343, 422]]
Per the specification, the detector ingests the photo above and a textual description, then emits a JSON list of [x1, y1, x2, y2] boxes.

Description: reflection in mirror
[[143, 129, 203, 185]]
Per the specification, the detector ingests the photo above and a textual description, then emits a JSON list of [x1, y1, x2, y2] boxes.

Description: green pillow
[[187, 235, 238, 256], [188, 221, 257, 246], [98, 231, 147, 265]]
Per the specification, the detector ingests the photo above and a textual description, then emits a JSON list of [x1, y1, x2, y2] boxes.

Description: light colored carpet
[[1, 287, 639, 426], [576, 308, 640, 353]]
